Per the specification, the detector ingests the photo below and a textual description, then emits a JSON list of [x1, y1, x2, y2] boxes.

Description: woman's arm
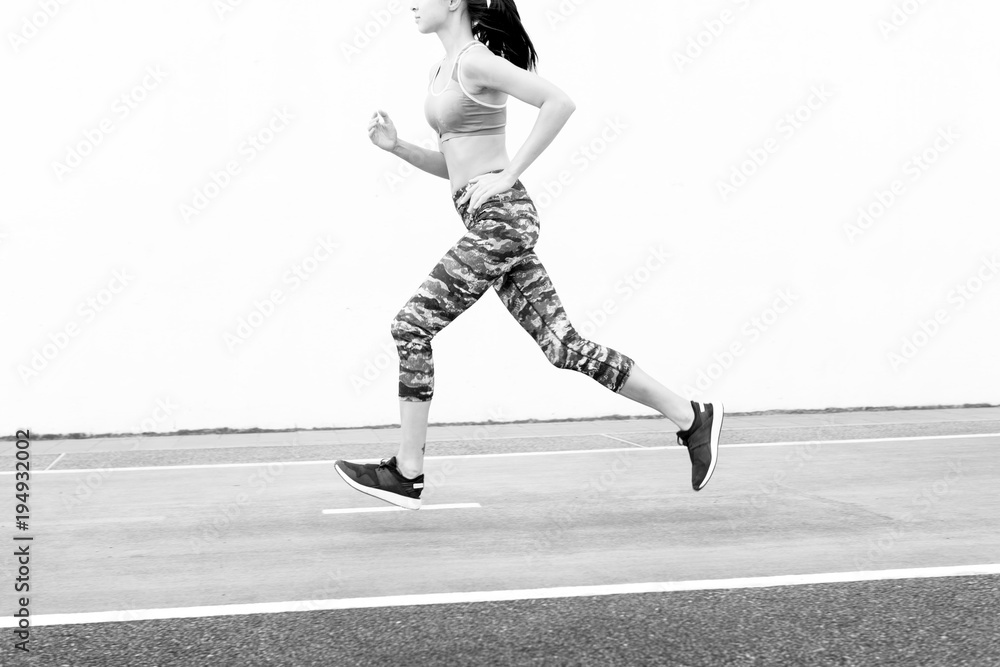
[[460, 50, 576, 181], [368, 103, 449, 179], [389, 138, 449, 179], [387, 61, 449, 179]]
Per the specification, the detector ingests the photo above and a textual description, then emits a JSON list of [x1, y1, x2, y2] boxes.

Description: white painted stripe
[[424, 417, 1000, 439], [600, 433, 645, 448], [704, 419, 1000, 431], [322, 503, 481, 515], [718, 432, 1000, 448], [45, 452, 65, 470], [9, 563, 999, 628], [0, 432, 995, 476]]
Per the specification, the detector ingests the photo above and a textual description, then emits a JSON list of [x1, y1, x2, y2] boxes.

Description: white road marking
[[45, 452, 66, 470], [718, 432, 1000, 448], [422, 417, 1000, 439], [9, 562, 999, 628], [600, 433, 645, 448], [0, 432, 995, 476], [323, 503, 481, 514]]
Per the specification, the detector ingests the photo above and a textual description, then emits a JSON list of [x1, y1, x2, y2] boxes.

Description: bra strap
[[449, 40, 481, 76], [455, 41, 506, 109]]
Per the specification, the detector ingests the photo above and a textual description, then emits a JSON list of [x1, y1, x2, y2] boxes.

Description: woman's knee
[[390, 310, 429, 346], [541, 335, 574, 370]]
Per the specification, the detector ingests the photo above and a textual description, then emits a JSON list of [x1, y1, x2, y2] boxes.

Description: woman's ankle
[[394, 458, 423, 479], [672, 402, 696, 432]]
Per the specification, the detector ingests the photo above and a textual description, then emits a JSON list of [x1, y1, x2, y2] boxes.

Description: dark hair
[[467, 0, 538, 72]]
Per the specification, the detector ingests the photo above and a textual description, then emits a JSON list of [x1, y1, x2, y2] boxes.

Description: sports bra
[[424, 40, 507, 143]]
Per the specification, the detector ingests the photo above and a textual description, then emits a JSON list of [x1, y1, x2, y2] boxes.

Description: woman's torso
[[424, 40, 511, 194], [442, 134, 510, 195]]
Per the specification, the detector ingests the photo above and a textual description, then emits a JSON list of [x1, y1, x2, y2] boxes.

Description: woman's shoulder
[[456, 42, 499, 80]]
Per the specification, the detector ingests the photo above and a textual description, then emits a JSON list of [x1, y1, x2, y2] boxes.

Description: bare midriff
[[443, 132, 511, 195]]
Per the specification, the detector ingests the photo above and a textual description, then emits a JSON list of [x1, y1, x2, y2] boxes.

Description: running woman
[[334, 0, 724, 509]]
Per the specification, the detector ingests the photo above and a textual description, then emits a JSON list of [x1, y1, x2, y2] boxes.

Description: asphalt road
[[18, 575, 1000, 666], [2, 416, 998, 665]]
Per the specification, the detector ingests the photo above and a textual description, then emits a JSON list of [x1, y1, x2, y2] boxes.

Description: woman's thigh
[[396, 189, 540, 336]]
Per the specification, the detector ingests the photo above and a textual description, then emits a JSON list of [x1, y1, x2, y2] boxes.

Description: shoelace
[[376, 457, 420, 486]]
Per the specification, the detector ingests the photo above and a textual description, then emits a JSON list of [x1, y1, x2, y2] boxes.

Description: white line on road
[[600, 433, 645, 448], [323, 503, 481, 515], [45, 452, 65, 470], [0, 432, 996, 476], [9, 562, 999, 628], [717, 433, 997, 448]]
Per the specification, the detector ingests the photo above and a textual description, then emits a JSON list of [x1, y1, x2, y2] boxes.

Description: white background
[[3, 0, 999, 436]]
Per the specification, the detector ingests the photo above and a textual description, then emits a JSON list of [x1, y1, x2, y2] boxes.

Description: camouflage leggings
[[390, 169, 635, 401]]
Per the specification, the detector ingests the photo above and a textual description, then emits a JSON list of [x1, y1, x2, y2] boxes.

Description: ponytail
[[468, 0, 538, 72]]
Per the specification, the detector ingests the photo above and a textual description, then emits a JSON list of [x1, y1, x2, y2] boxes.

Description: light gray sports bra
[[424, 40, 507, 143]]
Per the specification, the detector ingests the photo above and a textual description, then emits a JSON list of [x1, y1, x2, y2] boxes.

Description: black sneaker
[[676, 401, 725, 491], [333, 456, 423, 510]]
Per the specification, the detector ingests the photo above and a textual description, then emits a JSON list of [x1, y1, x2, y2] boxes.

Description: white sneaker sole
[[334, 462, 422, 510], [695, 402, 725, 491]]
